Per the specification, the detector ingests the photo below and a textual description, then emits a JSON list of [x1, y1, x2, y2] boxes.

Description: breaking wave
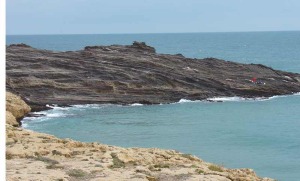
[[22, 92, 300, 128], [130, 103, 143, 106], [178, 92, 300, 104]]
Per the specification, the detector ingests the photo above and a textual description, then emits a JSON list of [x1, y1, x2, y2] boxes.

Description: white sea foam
[[208, 97, 237, 102], [261, 92, 300, 101], [177, 97, 254, 103], [72, 104, 99, 108], [206, 96, 284, 102], [46, 104, 71, 110], [46, 113, 68, 118], [30, 111, 47, 115], [178, 99, 202, 103], [22, 122, 28, 128], [207, 93, 300, 102], [177, 93, 300, 104], [21, 116, 50, 128], [22, 92, 300, 127], [21, 105, 73, 128], [207, 96, 251, 102], [178, 99, 190, 103], [72, 104, 111, 109], [130, 103, 143, 106]]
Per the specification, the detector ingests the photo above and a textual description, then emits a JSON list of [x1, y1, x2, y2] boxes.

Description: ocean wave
[[260, 92, 300, 101], [46, 104, 71, 110], [22, 106, 73, 128], [46, 113, 69, 118], [177, 97, 254, 103], [206, 96, 255, 102], [21, 116, 50, 127], [177, 93, 300, 104], [72, 104, 100, 108], [21, 122, 28, 128], [130, 103, 143, 106], [178, 99, 202, 103], [72, 104, 114, 109], [293, 92, 300, 95]]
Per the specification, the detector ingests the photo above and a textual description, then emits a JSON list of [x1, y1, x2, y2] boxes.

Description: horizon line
[[6, 30, 300, 36]]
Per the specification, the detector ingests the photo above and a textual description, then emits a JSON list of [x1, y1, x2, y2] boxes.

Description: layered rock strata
[[6, 42, 300, 111]]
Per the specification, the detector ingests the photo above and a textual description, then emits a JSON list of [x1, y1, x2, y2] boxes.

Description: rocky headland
[[6, 42, 300, 180], [6, 42, 300, 111], [6, 92, 274, 181]]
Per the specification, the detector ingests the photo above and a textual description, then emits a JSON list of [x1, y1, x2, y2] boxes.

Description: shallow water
[[8, 31, 300, 180], [23, 95, 300, 181]]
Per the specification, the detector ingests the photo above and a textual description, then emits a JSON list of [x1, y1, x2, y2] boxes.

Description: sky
[[6, 0, 300, 35]]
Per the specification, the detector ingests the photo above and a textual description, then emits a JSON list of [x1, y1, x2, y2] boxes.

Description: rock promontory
[[6, 42, 300, 110]]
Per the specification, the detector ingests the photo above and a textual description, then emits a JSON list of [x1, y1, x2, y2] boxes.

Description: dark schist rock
[[6, 42, 300, 110]]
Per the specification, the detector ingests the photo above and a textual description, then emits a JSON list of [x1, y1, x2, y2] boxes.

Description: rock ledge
[[6, 42, 300, 111]]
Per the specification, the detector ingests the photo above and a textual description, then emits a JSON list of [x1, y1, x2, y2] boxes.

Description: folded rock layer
[[6, 42, 300, 111]]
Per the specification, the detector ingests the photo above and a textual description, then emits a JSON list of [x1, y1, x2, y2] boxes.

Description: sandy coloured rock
[[6, 111, 18, 127], [6, 92, 31, 125]]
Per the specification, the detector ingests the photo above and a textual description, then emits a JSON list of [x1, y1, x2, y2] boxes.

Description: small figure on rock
[[251, 77, 266, 85], [251, 77, 257, 83]]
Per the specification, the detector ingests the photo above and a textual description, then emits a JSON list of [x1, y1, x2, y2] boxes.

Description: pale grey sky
[[6, 0, 300, 35]]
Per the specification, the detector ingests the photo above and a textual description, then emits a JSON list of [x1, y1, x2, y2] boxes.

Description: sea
[[7, 31, 300, 181]]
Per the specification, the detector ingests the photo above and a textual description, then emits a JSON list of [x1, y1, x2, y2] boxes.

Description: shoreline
[[6, 92, 275, 181], [7, 42, 300, 112], [22, 92, 300, 115], [7, 42, 299, 180]]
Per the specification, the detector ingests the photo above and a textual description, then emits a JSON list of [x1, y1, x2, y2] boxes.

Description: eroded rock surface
[[6, 92, 31, 126], [6, 42, 300, 110], [6, 124, 274, 181]]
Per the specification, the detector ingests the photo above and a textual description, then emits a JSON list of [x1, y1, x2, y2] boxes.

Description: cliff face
[[6, 92, 274, 181], [6, 42, 300, 110], [6, 92, 31, 126]]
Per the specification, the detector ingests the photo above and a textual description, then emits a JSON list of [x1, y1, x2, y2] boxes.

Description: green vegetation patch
[[6, 151, 13, 160], [110, 153, 125, 168], [153, 163, 170, 168], [29, 156, 64, 170], [190, 164, 198, 168], [67, 169, 88, 178], [195, 169, 205, 174], [208, 165, 223, 172], [148, 166, 161, 171], [181, 153, 196, 161], [46, 164, 64, 169], [34, 156, 59, 165]]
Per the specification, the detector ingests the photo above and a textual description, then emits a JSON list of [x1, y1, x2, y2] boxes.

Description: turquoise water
[[22, 96, 300, 181], [7, 32, 300, 181]]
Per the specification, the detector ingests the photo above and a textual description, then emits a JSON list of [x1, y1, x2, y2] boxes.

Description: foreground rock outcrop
[[6, 92, 274, 181], [6, 42, 300, 110], [6, 125, 275, 181], [6, 92, 31, 126]]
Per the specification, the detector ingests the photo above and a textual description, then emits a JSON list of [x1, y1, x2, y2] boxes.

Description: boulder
[[6, 92, 31, 127]]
